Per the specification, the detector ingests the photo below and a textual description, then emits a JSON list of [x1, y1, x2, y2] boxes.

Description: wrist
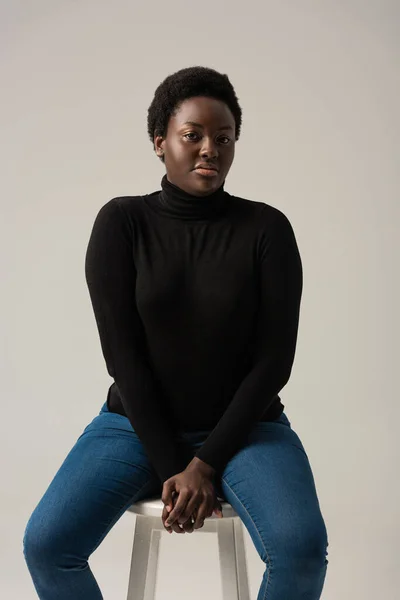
[[186, 456, 216, 478]]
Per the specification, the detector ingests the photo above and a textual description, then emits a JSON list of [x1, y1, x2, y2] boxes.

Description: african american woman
[[23, 66, 329, 600]]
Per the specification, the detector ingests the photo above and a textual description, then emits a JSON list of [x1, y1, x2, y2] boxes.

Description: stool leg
[[217, 518, 239, 600], [233, 518, 251, 600], [217, 518, 251, 600], [126, 515, 161, 600]]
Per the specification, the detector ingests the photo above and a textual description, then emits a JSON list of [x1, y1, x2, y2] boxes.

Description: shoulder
[[95, 195, 145, 217], [87, 196, 148, 245], [90, 195, 148, 231], [229, 193, 293, 232], [230, 195, 300, 262]]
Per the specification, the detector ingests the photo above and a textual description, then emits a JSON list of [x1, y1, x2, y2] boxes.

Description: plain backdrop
[[1, 1, 399, 598]]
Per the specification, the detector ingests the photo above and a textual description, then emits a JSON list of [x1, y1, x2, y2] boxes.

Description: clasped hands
[[161, 457, 223, 534]]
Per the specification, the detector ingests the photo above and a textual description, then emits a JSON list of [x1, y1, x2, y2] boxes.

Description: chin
[[193, 178, 220, 195]]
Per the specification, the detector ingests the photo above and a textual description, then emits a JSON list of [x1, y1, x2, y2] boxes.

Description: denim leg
[[23, 404, 161, 600], [219, 413, 329, 600]]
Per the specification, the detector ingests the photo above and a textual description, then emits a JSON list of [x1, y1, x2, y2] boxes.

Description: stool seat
[[125, 495, 251, 600], [127, 495, 238, 519]]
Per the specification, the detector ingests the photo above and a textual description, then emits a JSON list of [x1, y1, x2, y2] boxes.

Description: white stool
[[126, 495, 251, 600]]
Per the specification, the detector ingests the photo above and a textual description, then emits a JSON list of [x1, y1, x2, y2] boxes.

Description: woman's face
[[154, 96, 236, 196]]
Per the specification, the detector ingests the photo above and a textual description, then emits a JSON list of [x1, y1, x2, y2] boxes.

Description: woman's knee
[[23, 509, 70, 570], [257, 509, 328, 567], [279, 513, 328, 571]]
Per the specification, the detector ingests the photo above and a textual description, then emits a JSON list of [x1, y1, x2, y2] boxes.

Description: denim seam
[[221, 476, 272, 599]]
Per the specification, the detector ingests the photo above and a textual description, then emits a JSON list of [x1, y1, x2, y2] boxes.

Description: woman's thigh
[[23, 403, 162, 564], [219, 412, 328, 568]]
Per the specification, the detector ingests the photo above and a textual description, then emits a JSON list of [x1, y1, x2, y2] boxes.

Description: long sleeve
[[194, 207, 303, 474], [84, 199, 188, 483]]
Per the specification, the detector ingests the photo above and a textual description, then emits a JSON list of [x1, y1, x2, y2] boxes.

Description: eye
[[183, 132, 232, 144], [184, 132, 200, 141]]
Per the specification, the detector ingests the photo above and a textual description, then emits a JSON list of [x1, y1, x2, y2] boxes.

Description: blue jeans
[[23, 401, 328, 599]]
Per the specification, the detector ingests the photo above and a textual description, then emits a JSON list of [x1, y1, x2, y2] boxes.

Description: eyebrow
[[182, 120, 234, 131]]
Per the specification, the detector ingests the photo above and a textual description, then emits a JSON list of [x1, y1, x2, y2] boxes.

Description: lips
[[194, 167, 219, 177], [194, 164, 219, 172]]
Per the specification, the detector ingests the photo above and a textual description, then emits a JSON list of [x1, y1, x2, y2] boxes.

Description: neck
[[155, 174, 228, 221]]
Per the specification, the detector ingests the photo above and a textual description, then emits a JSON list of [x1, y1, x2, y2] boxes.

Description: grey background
[[1, 1, 399, 598]]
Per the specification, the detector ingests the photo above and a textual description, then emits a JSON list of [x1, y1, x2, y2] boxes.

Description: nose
[[200, 137, 218, 159]]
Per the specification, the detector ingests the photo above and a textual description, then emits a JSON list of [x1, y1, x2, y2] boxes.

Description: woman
[[23, 66, 329, 599]]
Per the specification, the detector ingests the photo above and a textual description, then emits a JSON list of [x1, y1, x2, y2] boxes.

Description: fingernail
[[166, 506, 171, 512]]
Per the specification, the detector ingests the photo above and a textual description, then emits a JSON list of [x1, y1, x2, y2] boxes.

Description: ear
[[154, 135, 165, 158]]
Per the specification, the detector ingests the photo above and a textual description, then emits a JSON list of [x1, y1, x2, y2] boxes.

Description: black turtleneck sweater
[[85, 175, 303, 483]]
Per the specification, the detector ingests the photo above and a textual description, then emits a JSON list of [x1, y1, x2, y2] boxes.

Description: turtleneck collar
[[147, 174, 229, 221]]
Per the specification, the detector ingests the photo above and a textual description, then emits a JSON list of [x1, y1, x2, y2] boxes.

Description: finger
[[177, 497, 200, 524], [181, 516, 194, 534], [171, 521, 186, 534], [165, 491, 190, 527], [213, 500, 224, 518], [162, 504, 185, 534], [161, 481, 176, 513], [193, 501, 209, 530], [168, 496, 186, 534], [162, 505, 173, 534], [165, 490, 179, 516], [193, 516, 205, 530]]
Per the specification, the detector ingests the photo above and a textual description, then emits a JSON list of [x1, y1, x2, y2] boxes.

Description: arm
[[194, 207, 303, 474], [85, 199, 188, 483]]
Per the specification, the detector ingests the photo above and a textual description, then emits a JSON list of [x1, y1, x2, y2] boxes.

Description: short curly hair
[[147, 66, 242, 162]]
